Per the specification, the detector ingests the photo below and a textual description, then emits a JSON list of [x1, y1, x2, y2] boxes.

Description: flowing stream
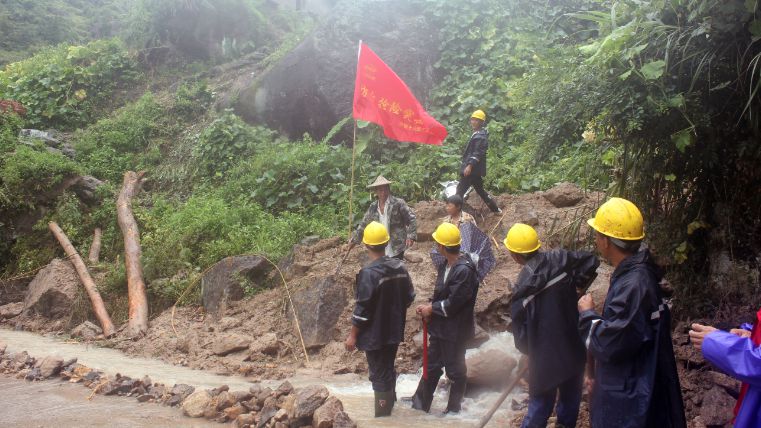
[[0, 329, 526, 427]]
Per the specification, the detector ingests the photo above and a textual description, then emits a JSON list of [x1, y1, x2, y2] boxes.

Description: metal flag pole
[[347, 40, 362, 238]]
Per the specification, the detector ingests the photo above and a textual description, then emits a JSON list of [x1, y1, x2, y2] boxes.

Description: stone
[[137, 394, 152, 403], [291, 277, 346, 348], [313, 396, 344, 428], [466, 349, 517, 387], [223, 404, 245, 421], [233, 2, 440, 141], [516, 208, 539, 227], [275, 381, 294, 397], [171, 383, 196, 399], [219, 316, 242, 331], [542, 182, 584, 208], [201, 255, 271, 314], [38, 356, 64, 378], [699, 386, 735, 426], [235, 413, 256, 427], [292, 385, 329, 420], [183, 390, 212, 418], [0, 302, 23, 318], [404, 251, 424, 264], [257, 404, 278, 428], [249, 332, 280, 356], [214, 391, 238, 411], [69, 175, 104, 204], [11, 351, 32, 369], [213, 333, 252, 356], [71, 321, 103, 340], [332, 411, 356, 428], [274, 408, 288, 422], [23, 259, 80, 319], [231, 390, 254, 403], [708, 371, 741, 395]]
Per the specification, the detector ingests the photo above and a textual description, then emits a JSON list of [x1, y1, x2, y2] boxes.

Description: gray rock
[[0, 302, 23, 318], [69, 175, 104, 203], [171, 384, 195, 399], [333, 410, 357, 428], [313, 396, 344, 428], [201, 255, 271, 314], [23, 259, 80, 319], [71, 321, 103, 340], [213, 334, 252, 356], [233, 1, 440, 141], [542, 182, 584, 208], [182, 390, 213, 418], [274, 381, 294, 398], [291, 277, 346, 349], [249, 332, 280, 356], [292, 385, 329, 420], [466, 349, 517, 387], [37, 356, 64, 378], [699, 386, 735, 426], [19, 129, 60, 147]]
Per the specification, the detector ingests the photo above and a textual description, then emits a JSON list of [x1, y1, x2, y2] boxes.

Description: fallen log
[[117, 171, 149, 337], [88, 228, 102, 264], [48, 222, 115, 337]]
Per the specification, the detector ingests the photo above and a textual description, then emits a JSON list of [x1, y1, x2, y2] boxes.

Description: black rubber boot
[[443, 381, 467, 414], [374, 391, 394, 417], [411, 378, 435, 413]]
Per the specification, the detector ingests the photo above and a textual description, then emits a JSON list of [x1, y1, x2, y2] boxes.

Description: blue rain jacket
[[578, 249, 686, 428], [703, 329, 761, 428]]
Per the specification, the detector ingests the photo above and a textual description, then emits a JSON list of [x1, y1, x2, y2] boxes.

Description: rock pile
[[0, 343, 355, 428]]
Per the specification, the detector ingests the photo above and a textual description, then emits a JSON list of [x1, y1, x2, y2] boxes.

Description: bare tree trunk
[[48, 222, 115, 337], [116, 171, 149, 337], [88, 228, 102, 264]]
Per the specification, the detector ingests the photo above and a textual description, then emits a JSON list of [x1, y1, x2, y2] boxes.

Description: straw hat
[[367, 175, 393, 188]]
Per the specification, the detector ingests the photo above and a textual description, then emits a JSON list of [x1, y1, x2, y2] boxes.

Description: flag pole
[[347, 40, 362, 239], [348, 119, 357, 238]]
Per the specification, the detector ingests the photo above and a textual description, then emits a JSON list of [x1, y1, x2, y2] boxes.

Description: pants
[[412, 336, 468, 412], [366, 344, 399, 392], [456, 174, 499, 212], [521, 372, 584, 428]]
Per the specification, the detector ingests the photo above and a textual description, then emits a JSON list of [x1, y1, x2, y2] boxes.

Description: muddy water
[[0, 329, 525, 427]]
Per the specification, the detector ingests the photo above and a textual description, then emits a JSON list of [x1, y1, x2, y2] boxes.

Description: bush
[[173, 80, 213, 117], [0, 146, 81, 211], [0, 38, 139, 129], [73, 93, 167, 183], [0, 111, 23, 153]]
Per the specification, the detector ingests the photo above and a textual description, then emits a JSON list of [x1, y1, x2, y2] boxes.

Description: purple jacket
[[703, 330, 761, 428]]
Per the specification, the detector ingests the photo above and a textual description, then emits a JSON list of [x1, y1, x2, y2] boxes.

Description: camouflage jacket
[[351, 195, 417, 256]]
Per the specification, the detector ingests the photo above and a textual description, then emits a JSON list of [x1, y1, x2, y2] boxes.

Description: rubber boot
[[411, 378, 435, 413], [374, 391, 394, 417], [443, 381, 467, 414]]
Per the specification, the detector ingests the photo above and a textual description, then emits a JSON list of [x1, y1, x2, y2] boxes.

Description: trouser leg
[[470, 175, 499, 212], [440, 339, 468, 413], [366, 345, 399, 417], [555, 372, 584, 428], [412, 337, 445, 412], [456, 175, 472, 197], [520, 388, 557, 428]]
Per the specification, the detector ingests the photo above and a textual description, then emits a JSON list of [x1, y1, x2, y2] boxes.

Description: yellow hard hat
[[504, 223, 541, 254], [432, 223, 462, 247], [363, 221, 390, 246], [587, 197, 645, 240], [471, 110, 486, 121]]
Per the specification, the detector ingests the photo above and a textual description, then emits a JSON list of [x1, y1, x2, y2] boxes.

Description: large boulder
[[313, 396, 344, 428], [291, 277, 346, 349], [23, 259, 80, 318], [201, 255, 271, 314], [233, 0, 441, 140], [212, 333, 252, 356], [0, 302, 23, 318], [183, 390, 212, 418], [466, 349, 517, 388], [292, 385, 329, 421], [542, 182, 585, 208]]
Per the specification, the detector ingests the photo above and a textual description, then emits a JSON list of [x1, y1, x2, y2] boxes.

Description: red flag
[[352, 42, 447, 145]]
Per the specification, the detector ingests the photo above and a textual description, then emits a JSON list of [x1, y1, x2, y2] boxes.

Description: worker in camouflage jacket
[[345, 221, 415, 417], [348, 175, 417, 259]]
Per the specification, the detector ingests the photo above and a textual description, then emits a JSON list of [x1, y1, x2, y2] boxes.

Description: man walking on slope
[[345, 221, 415, 417], [411, 222, 480, 415], [578, 197, 686, 428], [348, 175, 417, 260], [506, 223, 599, 428], [456, 110, 501, 213]]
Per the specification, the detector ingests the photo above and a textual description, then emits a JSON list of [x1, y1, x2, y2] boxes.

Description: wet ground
[[0, 375, 218, 428], [0, 329, 524, 427]]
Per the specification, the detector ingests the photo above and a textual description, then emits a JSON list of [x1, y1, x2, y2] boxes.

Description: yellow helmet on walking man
[[471, 109, 486, 121]]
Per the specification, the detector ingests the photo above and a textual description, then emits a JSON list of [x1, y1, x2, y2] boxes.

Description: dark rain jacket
[[429, 253, 479, 342], [579, 249, 686, 428], [352, 256, 415, 351], [351, 195, 417, 257], [510, 249, 599, 395], [460, 129, 489, 177]]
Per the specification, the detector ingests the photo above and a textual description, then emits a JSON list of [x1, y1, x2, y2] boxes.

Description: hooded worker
[[344, 221, 415, 417], [348, 175, 417, 260], [455, 110, 501, 213], [578, 198, 686, 428], [506, 223, 598, 428], [411, 223, 480, 415]]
